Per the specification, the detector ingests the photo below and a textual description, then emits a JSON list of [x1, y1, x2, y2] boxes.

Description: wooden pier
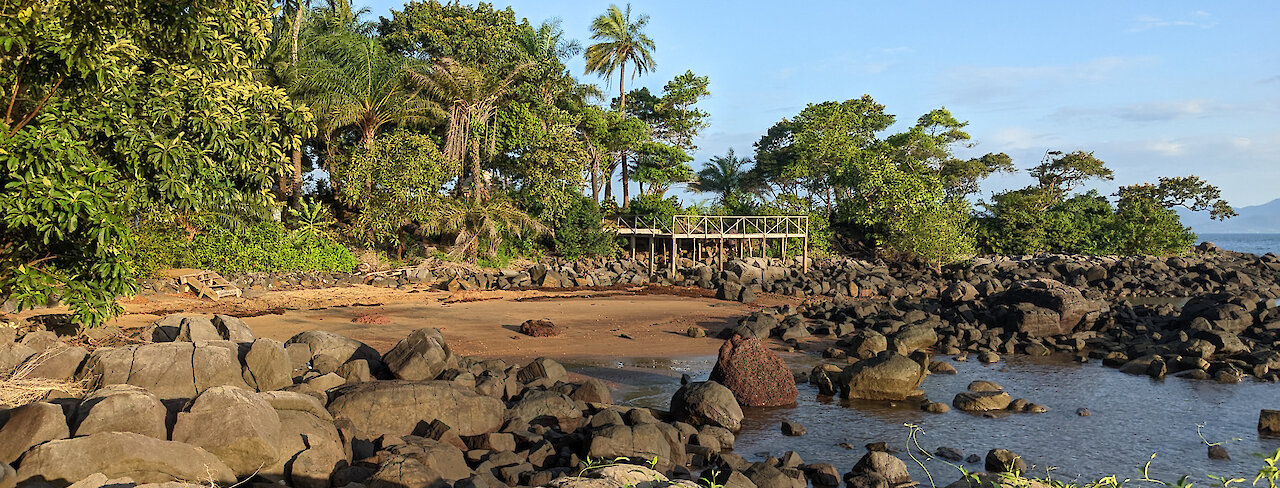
[[610, 215, 809, 274]]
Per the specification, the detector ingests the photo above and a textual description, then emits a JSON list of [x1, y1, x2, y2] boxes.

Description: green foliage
[[553, 196, 618, 259], [693, 148, 760, 209], [188, 221, 357, 273], [1, 0, 312, 326], [624, 193, 683, 225], [422, 192, 548, 261], [1111, 191, 1195, 255], [330, 130, 458, 252], [632, 141, 693, 196], [128, 219, 357, 275], [978, 152, 1227, 256]]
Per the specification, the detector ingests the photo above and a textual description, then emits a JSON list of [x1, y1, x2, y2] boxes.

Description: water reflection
[[570, 354, 1280, 484]]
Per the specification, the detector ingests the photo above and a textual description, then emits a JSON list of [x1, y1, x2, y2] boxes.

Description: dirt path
[[77, 284, 802, 361]]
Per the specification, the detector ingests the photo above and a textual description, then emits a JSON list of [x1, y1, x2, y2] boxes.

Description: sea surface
[[1198, 233, 1280, 255], [570, 355, 1280, 485]]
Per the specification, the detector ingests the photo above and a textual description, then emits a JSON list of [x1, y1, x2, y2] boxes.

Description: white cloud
[[1129, 11, 1218, 32], [1144, 139, 1186, 156], [940, 56, 1154, 106]]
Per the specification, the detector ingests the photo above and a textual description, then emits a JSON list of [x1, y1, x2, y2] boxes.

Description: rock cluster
[[0, 319, 867, 488]]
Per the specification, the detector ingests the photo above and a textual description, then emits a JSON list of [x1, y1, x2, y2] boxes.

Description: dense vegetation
[[0, 0, 1234, 326]]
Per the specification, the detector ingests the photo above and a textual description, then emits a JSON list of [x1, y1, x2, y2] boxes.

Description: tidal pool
[[568, 354, 1280, 485]]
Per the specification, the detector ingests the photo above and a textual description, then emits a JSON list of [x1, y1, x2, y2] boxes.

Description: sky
[[353, 0, 1280, 208]]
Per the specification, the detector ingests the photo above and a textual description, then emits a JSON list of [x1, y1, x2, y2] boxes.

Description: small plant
[[698, 468, 726, 488], [1254, 449, 1280, 488]]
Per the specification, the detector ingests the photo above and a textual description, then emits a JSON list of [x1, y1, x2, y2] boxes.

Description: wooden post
[[648, 237, 654, 276], [718, 237, 724, 272], [629, 235, 636, 260], [802, 224, 809, 272], [670, 217, 677, 275]]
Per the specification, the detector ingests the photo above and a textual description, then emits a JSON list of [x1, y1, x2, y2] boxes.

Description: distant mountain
[[1179, 198, 1280, 233]]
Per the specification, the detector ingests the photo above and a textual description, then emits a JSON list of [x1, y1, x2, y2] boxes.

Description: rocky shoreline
[[2, 245, 1279, 487]]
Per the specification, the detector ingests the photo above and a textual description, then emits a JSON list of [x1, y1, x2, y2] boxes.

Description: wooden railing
[[610, 214, 809, 237]]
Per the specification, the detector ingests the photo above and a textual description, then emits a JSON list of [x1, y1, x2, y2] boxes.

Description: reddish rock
[[709, 335, 798, 407], [520, 319, 561, 337]]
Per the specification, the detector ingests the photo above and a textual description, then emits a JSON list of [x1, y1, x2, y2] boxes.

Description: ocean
[[1196, 233, 1280, 255]]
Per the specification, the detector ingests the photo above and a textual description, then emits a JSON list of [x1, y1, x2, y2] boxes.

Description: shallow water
[[568, 355, 1280, 485]]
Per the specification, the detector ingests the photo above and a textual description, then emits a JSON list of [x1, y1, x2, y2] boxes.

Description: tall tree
[[298, 32, 439, 153], [0, 0, 313, 326], [410, 58, 532, 199], [692, 148, 758, 209], [584, 3, 656, 206]]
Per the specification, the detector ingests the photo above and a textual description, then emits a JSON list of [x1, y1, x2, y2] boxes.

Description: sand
[[76, 284, 801, 361]]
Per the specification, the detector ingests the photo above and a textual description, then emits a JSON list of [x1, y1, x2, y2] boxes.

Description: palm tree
[[297, 32, 440, 153], [584, 3, 655, 207], [422, 194, 548, 262], [693, 148, 758, 208], [409, 58, 532, 200]]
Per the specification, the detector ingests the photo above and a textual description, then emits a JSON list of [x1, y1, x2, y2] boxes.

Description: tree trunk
[[289, 148, 303, 208], [618, 60, 629, 208]]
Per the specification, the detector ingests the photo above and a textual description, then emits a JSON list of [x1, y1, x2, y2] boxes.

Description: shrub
[[554, 196, 618, 259], [187, 222, 359, 273]]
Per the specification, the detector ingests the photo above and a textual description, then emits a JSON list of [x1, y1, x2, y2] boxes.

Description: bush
[[129, 220, 358, 274], [554, 196, 618, 259], [624, 194, 683, 224], [128, 222, 190, 278], [188, 222, 358, 273]]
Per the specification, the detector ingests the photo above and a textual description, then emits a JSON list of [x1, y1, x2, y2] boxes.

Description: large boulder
[[171, 386, 283, 477], [372, 437, 471, 485], [214, 314, 255, 342], [16, 432, 236, 487], [517, 357, 568, 385], [262, 391, 347, 488], [848, 450, 911, 487], [889, 325, 938, 355], [952, 391, 1012, 412], [82, 341, 249, 400], [72, 384, 167, 439], [19, 345, 88, 380], [669, 381, 744, 432], [383, 328, 453, 381], [990, 279, 1105, 337], [0, 402, 68, 465], [509, 390, 583, 431], [838, 352, 928, 401], [709, 335, 798, 407], [285, 330, 382, 367], [176, 316, 220, 342], [587, 423, 687, 471], [242, 338, 292, 392], [328, 380, 505, 438], [1182, 297, 1256, 333]]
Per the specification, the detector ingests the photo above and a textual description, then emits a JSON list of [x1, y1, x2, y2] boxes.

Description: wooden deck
[[609, 215, 810, 273]]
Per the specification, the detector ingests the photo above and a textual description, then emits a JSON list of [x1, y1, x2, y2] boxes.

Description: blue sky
[[354, 0, 1280, 207]]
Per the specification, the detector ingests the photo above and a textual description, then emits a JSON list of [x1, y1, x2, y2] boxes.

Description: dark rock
[[383, 328, 453, 381], [1208, 445, 1230, 460], [935, 447, 964, 462], [72, 384, 166, 439], [781, 420, 807, 436], [985, 449, 1026, 475], [953, 391, 1012, 412], [990, 279, 1105, 337], [1077, 408, 1092, 417], [15, 432, 236, 486], [710, 335, 798, 407], [1260, 409, 1280, 436], [328, 380, 506, 438], [838, 352, 928, 401], [670, 381, 744, 431], [520, 319, 561, 337]]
